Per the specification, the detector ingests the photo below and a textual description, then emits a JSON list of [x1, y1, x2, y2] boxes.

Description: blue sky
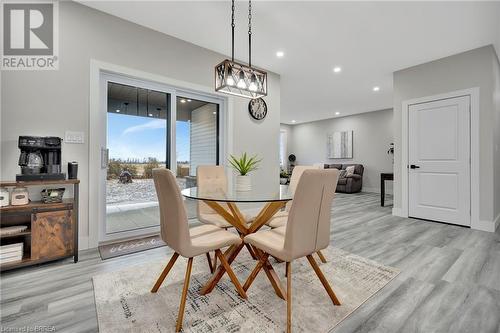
[[107, 113, 190, 162]]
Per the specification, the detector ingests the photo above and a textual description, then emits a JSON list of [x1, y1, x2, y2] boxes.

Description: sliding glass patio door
[[105, 81, 170, 237], [99, 72, 224, 242]]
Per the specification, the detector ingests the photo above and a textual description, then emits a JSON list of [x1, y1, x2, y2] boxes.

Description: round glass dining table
[[181, 184, 292, 299], [181, 184, 292, 203]]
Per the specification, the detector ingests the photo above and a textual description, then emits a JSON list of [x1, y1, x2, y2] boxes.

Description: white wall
[[493, 50, 500, 226], [393, 45, 497, 230], [287, 109, 394, 193], [0, 2, 280, 248]]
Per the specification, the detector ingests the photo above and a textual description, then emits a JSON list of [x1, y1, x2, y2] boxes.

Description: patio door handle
[[101, 148, 109, 169], [409, 164, 420, 169]]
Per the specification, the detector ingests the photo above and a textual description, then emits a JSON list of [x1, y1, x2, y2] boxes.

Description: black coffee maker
[[17, 136, 65, 181]]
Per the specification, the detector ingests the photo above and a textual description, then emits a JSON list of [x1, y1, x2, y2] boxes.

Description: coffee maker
[[17, 136, 65, 181]]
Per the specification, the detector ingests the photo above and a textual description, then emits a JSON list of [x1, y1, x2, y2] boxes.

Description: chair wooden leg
[[286, 262, 292, 333], [243, 253, 269, 291], [151, 252, 179, 293], [245, 243, 258, 260], [306, 255, 341, 305], [316, 250, 327, 263], [213, 252, 218, 271], [252, 247, 287, 300], [215, 249, 248, 299], [206, 252, 214, 274], [176, 257, 193, 332]]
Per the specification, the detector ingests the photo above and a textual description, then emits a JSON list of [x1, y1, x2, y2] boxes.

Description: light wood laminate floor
[[1, 193, 499, 332]]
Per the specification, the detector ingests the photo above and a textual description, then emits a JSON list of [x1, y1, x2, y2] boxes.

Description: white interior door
[[408, 96, 470, 226]]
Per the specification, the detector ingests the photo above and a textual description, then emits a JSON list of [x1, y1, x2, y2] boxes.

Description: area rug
[[93, 247, 399, 332], [98, 235, 165, 260]]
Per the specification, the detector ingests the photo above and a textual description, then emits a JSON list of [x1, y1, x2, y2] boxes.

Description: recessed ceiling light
[[148, 113, 153, 117], [180, 99, 186, 103], [187, 99, 192, 102], [333, 66, 342, 73], [372, 86, 380, 92], [335, 112, 340, 115], [276, 51, 285, 58], [291, 120, 296, 123], [116, 109, 120, 113]]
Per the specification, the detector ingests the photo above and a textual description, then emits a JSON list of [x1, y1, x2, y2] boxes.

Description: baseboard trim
[[472, 218, 497, 232], [79, 236, 90, 250], [392, 208, 405, 217]]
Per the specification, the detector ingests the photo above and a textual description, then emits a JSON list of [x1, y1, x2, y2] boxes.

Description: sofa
[[324, 164, 364, 193]]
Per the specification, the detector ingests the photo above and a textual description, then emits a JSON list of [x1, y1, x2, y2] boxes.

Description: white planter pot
[[236, 175, 252, 191]]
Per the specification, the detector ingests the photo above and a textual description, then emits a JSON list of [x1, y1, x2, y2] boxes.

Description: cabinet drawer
[[32, 210, 73, 260]]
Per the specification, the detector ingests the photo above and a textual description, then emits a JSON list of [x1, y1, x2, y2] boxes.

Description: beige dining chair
[[197, 165, 256, 228], [243, 169, 340, 333], [196, 165, 261, 267], [151, 168, 247, 332], [268, 165, 328, 263]]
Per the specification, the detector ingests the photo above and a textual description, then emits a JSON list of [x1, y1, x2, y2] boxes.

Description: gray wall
[[0, 2, 280, 248], [393, 45, 498, 226], [493, 52, 500, 221], [287, 109, 394, 193]]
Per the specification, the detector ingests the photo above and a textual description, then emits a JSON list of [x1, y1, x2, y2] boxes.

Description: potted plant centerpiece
[[228, 153, 261, 191]]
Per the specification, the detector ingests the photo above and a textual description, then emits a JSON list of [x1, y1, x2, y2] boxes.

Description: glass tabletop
[[181, 184, 292, 203]]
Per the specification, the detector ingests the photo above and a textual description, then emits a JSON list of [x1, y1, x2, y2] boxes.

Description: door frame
[[400, 87, 480, 229], [89, 60, 231, 247]]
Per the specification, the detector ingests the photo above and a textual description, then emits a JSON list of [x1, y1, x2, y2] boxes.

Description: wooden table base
[[200, 200, 287, 299]]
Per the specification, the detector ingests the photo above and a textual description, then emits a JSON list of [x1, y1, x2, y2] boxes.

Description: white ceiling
[[80, 1, 500, 124]]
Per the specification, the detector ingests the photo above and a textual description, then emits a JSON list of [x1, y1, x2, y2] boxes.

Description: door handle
[[101, 148, 109, 169], [409, 164, 420, 169]]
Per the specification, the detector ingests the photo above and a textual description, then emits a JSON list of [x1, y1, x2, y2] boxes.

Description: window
[[279, 130, 287, 169]]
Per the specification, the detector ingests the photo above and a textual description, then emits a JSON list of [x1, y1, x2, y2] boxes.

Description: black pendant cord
[[248, 0, 252, 68], [231, 0, 235, 62]]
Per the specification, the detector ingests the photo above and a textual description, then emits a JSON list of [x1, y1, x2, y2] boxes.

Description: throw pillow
[[345, 166, 355, 176], [338, 170, 347, 178]]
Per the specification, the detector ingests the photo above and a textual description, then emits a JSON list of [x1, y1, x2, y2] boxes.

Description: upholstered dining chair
[[151, 168, 247, 332], [196, 165, 256, 228], [196, 165, 260, 268], [243, 169, 340, 333], [267, 165, 328, 263]]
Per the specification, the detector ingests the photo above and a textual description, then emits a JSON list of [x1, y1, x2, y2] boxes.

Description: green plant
[[228, 153, 261, 176], [143, 157, 160, 179]]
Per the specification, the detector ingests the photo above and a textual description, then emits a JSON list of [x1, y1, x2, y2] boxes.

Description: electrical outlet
[[65, 131, 85, 144]]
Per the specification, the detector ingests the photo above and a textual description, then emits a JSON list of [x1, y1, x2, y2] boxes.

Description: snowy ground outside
[[106, 178, 188, 205], [106, 178, 196, 234]]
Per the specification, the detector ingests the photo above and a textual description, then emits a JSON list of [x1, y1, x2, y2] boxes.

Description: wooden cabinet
[[32, 210, 74, 260], [0, 179, 79, 271]]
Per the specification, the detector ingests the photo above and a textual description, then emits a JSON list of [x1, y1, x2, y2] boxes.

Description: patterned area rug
[[93, 247, 399, 332]]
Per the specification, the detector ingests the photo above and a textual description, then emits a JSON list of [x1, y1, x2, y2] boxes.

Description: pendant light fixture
[[215, 0, 267, 99]]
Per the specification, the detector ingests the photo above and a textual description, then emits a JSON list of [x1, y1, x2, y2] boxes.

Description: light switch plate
[[65, 131, 85, 144]]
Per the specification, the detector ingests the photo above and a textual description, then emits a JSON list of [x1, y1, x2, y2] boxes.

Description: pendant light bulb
[[226, 66, 235, 86], [237, 71, 246, 89], [249, 73, 258, 91]]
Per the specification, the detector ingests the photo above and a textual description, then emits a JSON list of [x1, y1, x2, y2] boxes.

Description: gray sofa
[[324, 164, 364, 193]]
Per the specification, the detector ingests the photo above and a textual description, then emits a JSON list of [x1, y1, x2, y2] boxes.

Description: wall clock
[[248, 98, 268, 120]]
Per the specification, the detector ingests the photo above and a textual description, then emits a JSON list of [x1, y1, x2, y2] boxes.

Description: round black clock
[[248, 98, 268, 120]]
